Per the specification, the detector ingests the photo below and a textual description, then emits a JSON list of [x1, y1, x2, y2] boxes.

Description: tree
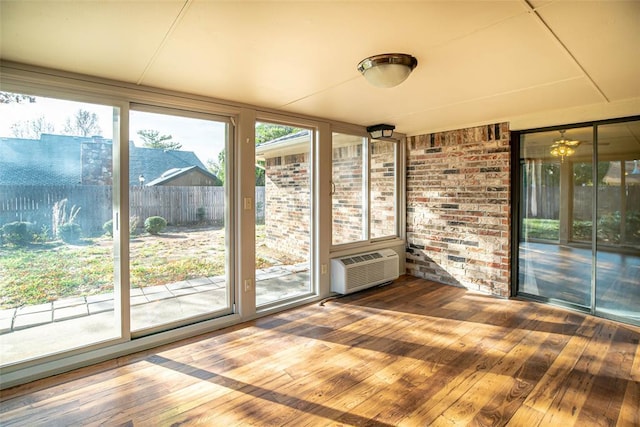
[[573, 162, 609, 186], [206, 150, 264, 186], [64, 109, 102, 137], [255, 123, 303, 144], [206, 124, 302, 186], [137, 129, 182, 150], [207, 151, 225, 186], [0, 92, 36, 104], [10, 116, 55, 139]]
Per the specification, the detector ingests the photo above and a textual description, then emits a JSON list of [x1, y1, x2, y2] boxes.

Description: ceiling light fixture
[[550, 130, 581, 162], [357, 53, 418, 88], [366, 124, 395, 139]]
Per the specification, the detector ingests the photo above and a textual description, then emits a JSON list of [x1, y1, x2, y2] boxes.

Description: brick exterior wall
[[264, 153, 311, 261], [405, 123, 511, 297], [370, 140, 396, 238], [263, 141, 399, 258], [332, 143, 364, 244]]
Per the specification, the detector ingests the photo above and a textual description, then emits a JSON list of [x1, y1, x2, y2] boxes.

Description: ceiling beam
[[137, 0, 193, 86], [521, 0, 609, 103]]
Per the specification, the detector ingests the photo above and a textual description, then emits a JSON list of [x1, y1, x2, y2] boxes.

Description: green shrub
[[57, 223, 82, 243], [144, 216, 167, 235], [129, 215, 140, 236], [103, 216, 141, 237], [598, 210, 640, 244], [34, 225, 51, 243], [103, 219, 114, 236], [572, 221, 592, 241], [1, 221, 34, 246], [196, 207, 206, 222]]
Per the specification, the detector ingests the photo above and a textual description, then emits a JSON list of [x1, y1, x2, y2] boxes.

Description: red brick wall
[[264, 153, 311, 260], [264, 141, 400, 257], [332, 144, 364, 244], [370, 140, 396, 238], [405, 123, 511, 297]]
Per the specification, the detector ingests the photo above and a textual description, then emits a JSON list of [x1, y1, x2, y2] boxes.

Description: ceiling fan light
[[357, 53, 418, 88]]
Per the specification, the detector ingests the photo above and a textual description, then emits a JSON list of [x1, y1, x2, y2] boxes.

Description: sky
[[0, 94, 227, 165]]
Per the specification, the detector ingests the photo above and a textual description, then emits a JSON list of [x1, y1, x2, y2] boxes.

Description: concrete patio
[[0, 264, 310, 365]]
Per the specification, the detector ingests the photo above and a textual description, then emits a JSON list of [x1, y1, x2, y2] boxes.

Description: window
[[370, 139, 397, 239], [129, 107, 232, 333], [331, 132, 399, 246], [516, 119, 640, 326], [0, 67, 406, 387], [255, 122, 313, 306], [0, 92, 120, 364], [331, 133, 366, 245]]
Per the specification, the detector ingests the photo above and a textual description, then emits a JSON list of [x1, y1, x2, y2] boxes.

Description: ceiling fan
[[550, 130, 581, 162]]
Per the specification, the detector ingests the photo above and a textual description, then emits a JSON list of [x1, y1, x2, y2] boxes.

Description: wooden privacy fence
[[0, 185, 266, 237], [526, 186, 640, 220]]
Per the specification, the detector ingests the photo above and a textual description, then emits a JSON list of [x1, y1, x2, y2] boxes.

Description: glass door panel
[[254, 122, 312, 306], [595, 121, 640, 322], [129, 108, 231, 333], [0, 93, 119, 365], [572, 162, 595, 242], [518, 127, 593, 307]]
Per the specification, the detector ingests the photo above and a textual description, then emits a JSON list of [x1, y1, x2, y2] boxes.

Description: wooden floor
[[1, 276, 639, 426]]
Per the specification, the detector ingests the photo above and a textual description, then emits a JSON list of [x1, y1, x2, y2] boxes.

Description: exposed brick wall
[[370, 140, 396, 238], [264, 153, 310, 261], [263, 141, 399, 257], [332, 144, 364, 244], [405, 123, 511, 297]]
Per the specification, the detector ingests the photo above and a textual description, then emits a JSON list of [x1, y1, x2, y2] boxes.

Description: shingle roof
[[129, 143, 208, 186], [0, 134, 86, 185], [145, 165, 220, 186], [0, 134, 212, 186]]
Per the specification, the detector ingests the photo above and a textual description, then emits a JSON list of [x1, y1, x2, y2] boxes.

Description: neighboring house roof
[[145, 165, 221, 186], [129, 143, 210, 186], [255, 130, 311, 160], [0, 133, 215, 186], [0, 134, 87, 185]]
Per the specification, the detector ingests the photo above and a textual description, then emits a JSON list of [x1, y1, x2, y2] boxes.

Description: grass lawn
[[0, 225, 298, 309], [522, 218, 559, 240]]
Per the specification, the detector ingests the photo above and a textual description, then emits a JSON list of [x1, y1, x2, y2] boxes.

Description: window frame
[[330, 129, 405, 252]]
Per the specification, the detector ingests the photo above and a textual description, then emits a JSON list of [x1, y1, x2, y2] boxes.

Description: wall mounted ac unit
[[331, 249, 399, 295]]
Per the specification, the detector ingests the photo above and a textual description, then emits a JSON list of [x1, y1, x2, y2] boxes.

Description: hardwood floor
[[1, 276, 639, 426]]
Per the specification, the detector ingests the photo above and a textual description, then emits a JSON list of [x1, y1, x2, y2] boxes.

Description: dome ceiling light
[[357, 53, 418, 88]]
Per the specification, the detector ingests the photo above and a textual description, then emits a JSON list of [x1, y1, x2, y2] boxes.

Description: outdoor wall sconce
[[366, 124, 395, 139], [357, 53, 418, 88], [550, 130, 581, 162]]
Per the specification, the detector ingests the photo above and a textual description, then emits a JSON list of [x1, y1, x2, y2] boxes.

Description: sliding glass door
[[595, 121, 640, 322], [129, 107, 233, 333], [518, 127, 593, 307], [517, 119, 640, 325], [254, 122, 313, 306], [0, 92, 120, 364]]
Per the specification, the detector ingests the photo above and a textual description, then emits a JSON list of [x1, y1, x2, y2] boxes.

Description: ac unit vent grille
[[331, 249, 399, 295], [341, 252, 383, 265]]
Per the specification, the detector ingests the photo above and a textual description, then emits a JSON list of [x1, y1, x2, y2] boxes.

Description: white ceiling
[[1, 1, 639, 136]]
